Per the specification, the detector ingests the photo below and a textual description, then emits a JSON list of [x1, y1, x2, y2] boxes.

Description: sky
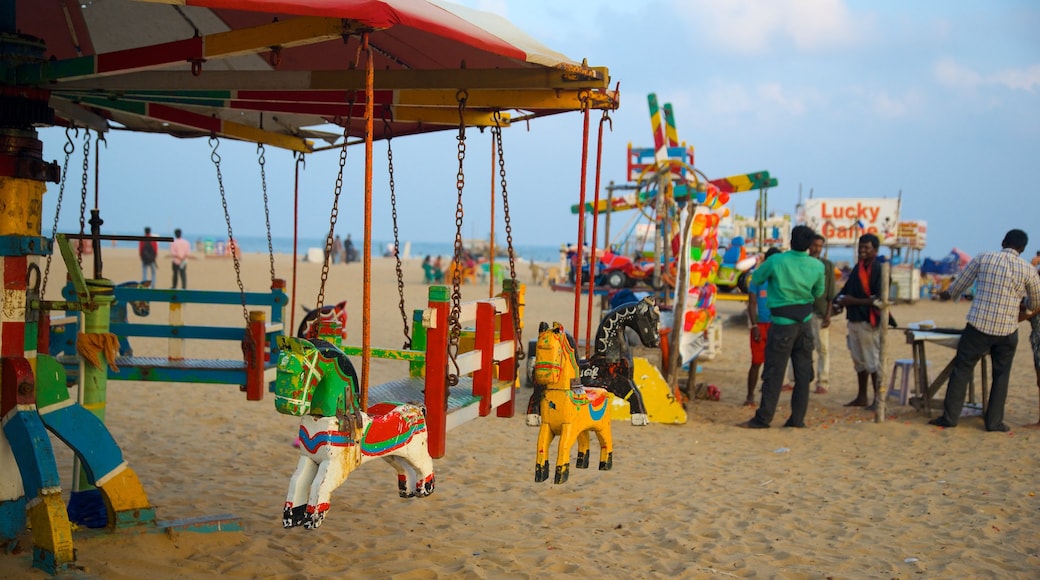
[[37, 0, 1040, 259]]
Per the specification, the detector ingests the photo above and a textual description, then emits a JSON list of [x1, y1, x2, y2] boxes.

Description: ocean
[[111, 233, 567, 265]]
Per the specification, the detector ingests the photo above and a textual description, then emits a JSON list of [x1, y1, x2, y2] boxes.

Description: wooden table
[[904, 329, 989, 417]]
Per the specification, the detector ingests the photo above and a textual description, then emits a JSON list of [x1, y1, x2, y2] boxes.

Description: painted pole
[[875, 261, 891, 423], [68, 278, 115, 524]]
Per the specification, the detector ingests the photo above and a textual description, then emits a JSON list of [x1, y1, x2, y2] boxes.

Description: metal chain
[[384, 113, 411, 349], [446, 90, 468, 388], [317, 97, 354, 311], [42, 127, 76, 295], [257, 143, 276, 283], [209, 136, 249, 324], [77, 128, 91, 268], [492, 113, 523, 360]]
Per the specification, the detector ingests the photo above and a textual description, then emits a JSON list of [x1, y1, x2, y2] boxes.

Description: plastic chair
[[888, 358, 928, 405]]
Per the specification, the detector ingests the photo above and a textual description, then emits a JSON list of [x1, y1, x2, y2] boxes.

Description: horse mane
[[590, 299, 653, 363], [311, 338, 360, 399]]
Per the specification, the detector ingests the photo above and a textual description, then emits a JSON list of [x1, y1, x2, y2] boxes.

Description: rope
[[572, 93, 591, 344], [585, 110, 610, 356], [290, 153, 304, 337]]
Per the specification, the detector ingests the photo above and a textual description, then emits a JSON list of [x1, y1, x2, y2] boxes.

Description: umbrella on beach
[[10, 0, 618, 152]]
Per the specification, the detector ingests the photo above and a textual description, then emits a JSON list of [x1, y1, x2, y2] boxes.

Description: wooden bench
[[48, 282, 287, 401], [340, 283, 522, 458]]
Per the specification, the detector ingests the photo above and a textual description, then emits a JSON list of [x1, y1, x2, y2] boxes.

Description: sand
[[2, 247, 1039, 579]]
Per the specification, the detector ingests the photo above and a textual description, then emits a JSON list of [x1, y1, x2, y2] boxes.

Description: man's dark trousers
[[938, 323, 1018, 430], [751, 320, 815, 427]]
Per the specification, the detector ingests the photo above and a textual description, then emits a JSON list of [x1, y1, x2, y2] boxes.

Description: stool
[[889, 359, 928, 406]]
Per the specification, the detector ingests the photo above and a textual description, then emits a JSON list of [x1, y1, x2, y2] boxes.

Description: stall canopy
[[7, 0, 618, 151]]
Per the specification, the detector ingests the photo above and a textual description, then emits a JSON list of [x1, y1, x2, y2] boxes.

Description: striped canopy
[[11, 0, 618, 151]]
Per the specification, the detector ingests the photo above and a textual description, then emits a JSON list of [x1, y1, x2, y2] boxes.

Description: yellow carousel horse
[[533, 321, 614, 484]]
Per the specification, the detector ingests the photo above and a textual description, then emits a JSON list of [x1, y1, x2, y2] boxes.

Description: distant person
[[139, 226, 158, 287], [809, 234, 838, 394], [170, 228, 191, 289], [344, 234, 357, 263], [739, 225, 825, 429], [929, 229, 1040, 431], [1031, 250, 1040, 268], [834, 233, 890, 410], [331, 235, 343, 264], [744, 247, 781, 406]]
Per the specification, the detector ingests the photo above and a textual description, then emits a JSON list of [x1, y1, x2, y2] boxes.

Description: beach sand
[[3, 247, 1039, 578]]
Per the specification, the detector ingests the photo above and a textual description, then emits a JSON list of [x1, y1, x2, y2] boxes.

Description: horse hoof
[[575, 451, 590, 469], [525, 414, 542, 427], [631, 413, 649, 426], [283, 504, 308, 528], [535, 461, 549, 482], [304, 511, 326, 529], [554, 465, 569, 484], [599, 452, 613, 471]]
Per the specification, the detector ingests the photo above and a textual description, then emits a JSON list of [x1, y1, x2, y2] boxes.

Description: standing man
[[929, 229, 1040, 431], [745, 247, 781, 406], [809, 234, 837, 394], [170, 228, 191, 289], [739, 226, 825, 429], [139, 226, 158, 287], [835, 233, 887, 410]]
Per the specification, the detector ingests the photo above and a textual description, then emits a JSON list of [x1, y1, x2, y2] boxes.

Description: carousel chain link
[[42, 128, 76, 295], [385, 117, 411, 349], [446, 90, 469, 387], [258, 143, 276, 283], [493, 119, 524, 360], [318, 98, 353, 311], [77, 128, 91, 268], [209, 136, 249, 323]]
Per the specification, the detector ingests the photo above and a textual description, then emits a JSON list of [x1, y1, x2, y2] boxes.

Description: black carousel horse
[[526, 296, 661, 426]]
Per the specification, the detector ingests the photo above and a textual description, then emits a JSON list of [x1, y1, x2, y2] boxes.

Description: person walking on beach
[[809, 234, 837, 394], [929, 229, 1040, 431], [139, 226, 158, 287], [170, 228, 191, 289], [835, 233, 888, 410], [331, 235, 343, 264], [344, 233, 357, 263], [739, 226, 825, 429], [745, 247, 781, 406]]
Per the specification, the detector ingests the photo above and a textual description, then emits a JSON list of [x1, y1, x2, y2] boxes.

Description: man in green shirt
[[739, 225, 825, 428]]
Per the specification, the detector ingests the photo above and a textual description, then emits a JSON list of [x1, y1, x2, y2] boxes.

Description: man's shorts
[[847, 320, 881, 373], [749, 322, 771, 365]]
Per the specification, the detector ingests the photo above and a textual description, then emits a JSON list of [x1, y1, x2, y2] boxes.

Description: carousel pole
[[0, 29, 75, 573]]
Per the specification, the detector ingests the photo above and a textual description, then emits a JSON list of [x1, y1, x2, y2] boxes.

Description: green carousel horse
[[274, 332, 434, 530], [533, 321, 614, 484]]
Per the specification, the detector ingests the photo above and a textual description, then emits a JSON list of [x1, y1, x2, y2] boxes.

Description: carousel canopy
[[5, 0, 618, 152]]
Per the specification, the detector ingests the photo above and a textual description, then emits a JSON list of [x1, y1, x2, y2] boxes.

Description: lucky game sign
[[802, 198, 900, 246]]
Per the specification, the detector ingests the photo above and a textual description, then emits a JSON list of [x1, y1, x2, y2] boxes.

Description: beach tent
[[12, 0, 617, 151]]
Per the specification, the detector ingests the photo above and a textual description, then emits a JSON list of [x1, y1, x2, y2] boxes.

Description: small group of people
[[329, 234, 357, 264], [422, 252, 478, 285], [139, 226, 191, 289], [740, 225, 1040, 432]]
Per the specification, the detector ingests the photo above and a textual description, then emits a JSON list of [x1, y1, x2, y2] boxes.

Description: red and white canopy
[[12, 0, 618, 151]]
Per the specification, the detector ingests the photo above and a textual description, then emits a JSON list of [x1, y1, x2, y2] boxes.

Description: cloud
[[934, 58, 1040, 93], [674, 0, 863, 55]]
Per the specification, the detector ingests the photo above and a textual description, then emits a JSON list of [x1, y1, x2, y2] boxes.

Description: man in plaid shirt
[[929, 229, 1040, 431]]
